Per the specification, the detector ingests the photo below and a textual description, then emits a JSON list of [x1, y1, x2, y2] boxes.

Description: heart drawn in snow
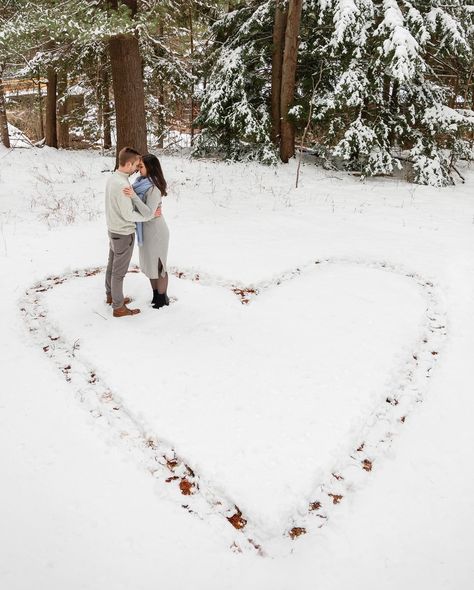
[[21, 259, 446, 551]]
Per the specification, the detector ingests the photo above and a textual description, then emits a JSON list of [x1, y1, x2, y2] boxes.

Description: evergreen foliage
[[197, 0, 474, 184], [1, 0, 473, 184], [0, 0, 200, 147], [193, 1, 277, 163], [304, 0, 474, 185]]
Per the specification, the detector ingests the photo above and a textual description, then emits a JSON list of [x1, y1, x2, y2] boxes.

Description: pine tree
[[139, 0, 197, 148], [271, 0, 287, 144], [302, 0, 474, 185], [3, 0, 203, 154], [194, 0, 277, 162], [194, 0, 474, 184], [2, 0, 472, 185], [279, 0, 303, 162]]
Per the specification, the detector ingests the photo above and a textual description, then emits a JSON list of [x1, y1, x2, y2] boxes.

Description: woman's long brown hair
[[142, 154, 167, 196]]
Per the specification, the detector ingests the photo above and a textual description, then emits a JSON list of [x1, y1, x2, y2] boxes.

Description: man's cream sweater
[[105, 170, 155, 235]]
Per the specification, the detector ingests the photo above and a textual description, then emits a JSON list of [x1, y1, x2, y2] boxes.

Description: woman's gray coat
[[132, 186, 169, 279]]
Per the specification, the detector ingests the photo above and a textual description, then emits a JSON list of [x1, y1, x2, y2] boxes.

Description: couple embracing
[[105, 147, 170, 317]]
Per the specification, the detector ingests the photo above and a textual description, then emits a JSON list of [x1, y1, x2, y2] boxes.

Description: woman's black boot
[[152, 293, 167, 309], [151, 289, 160, 306]]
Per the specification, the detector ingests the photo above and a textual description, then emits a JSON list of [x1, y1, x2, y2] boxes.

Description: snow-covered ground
[[6, 123, 35, 148], [1, 146, 473, 589]]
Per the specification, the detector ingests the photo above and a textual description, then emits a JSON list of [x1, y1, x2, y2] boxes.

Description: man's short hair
[[118, 146, 141, 167]]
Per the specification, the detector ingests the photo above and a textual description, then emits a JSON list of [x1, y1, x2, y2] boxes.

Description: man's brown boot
[[106, 295, 131, 305], [113, 305, 141, 317]]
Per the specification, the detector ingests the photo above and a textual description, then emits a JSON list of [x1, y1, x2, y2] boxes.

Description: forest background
[[0, 0, 473, 186]]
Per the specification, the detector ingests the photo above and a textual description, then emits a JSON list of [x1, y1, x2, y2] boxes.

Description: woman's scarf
[[132, 176, 154, 247]]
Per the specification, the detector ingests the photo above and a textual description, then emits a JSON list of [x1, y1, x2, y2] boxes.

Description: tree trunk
[[45, 66, 58, 148], [189, 2, 195, 145], [108, 1, 146, 163], [0, 71, 10, 148], [102, 74, 112, 150], [388, 80, 399, 145], [271, 0, 287, 144], [37, 71, 44, 140], [157, 83, 165, 149], [382, 75, 390, 105], [157, 21, 165, 149], [279, 0, 302, 162], [98, 53, 112, 150], [57, 70, 69, 148], [109, 33, 147, 163]]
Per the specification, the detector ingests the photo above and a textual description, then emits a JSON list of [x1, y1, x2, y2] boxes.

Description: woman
[[123, 154, 170, 309]]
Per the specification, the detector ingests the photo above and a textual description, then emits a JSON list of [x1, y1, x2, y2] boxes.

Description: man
[[105, 146, 161, 317]]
